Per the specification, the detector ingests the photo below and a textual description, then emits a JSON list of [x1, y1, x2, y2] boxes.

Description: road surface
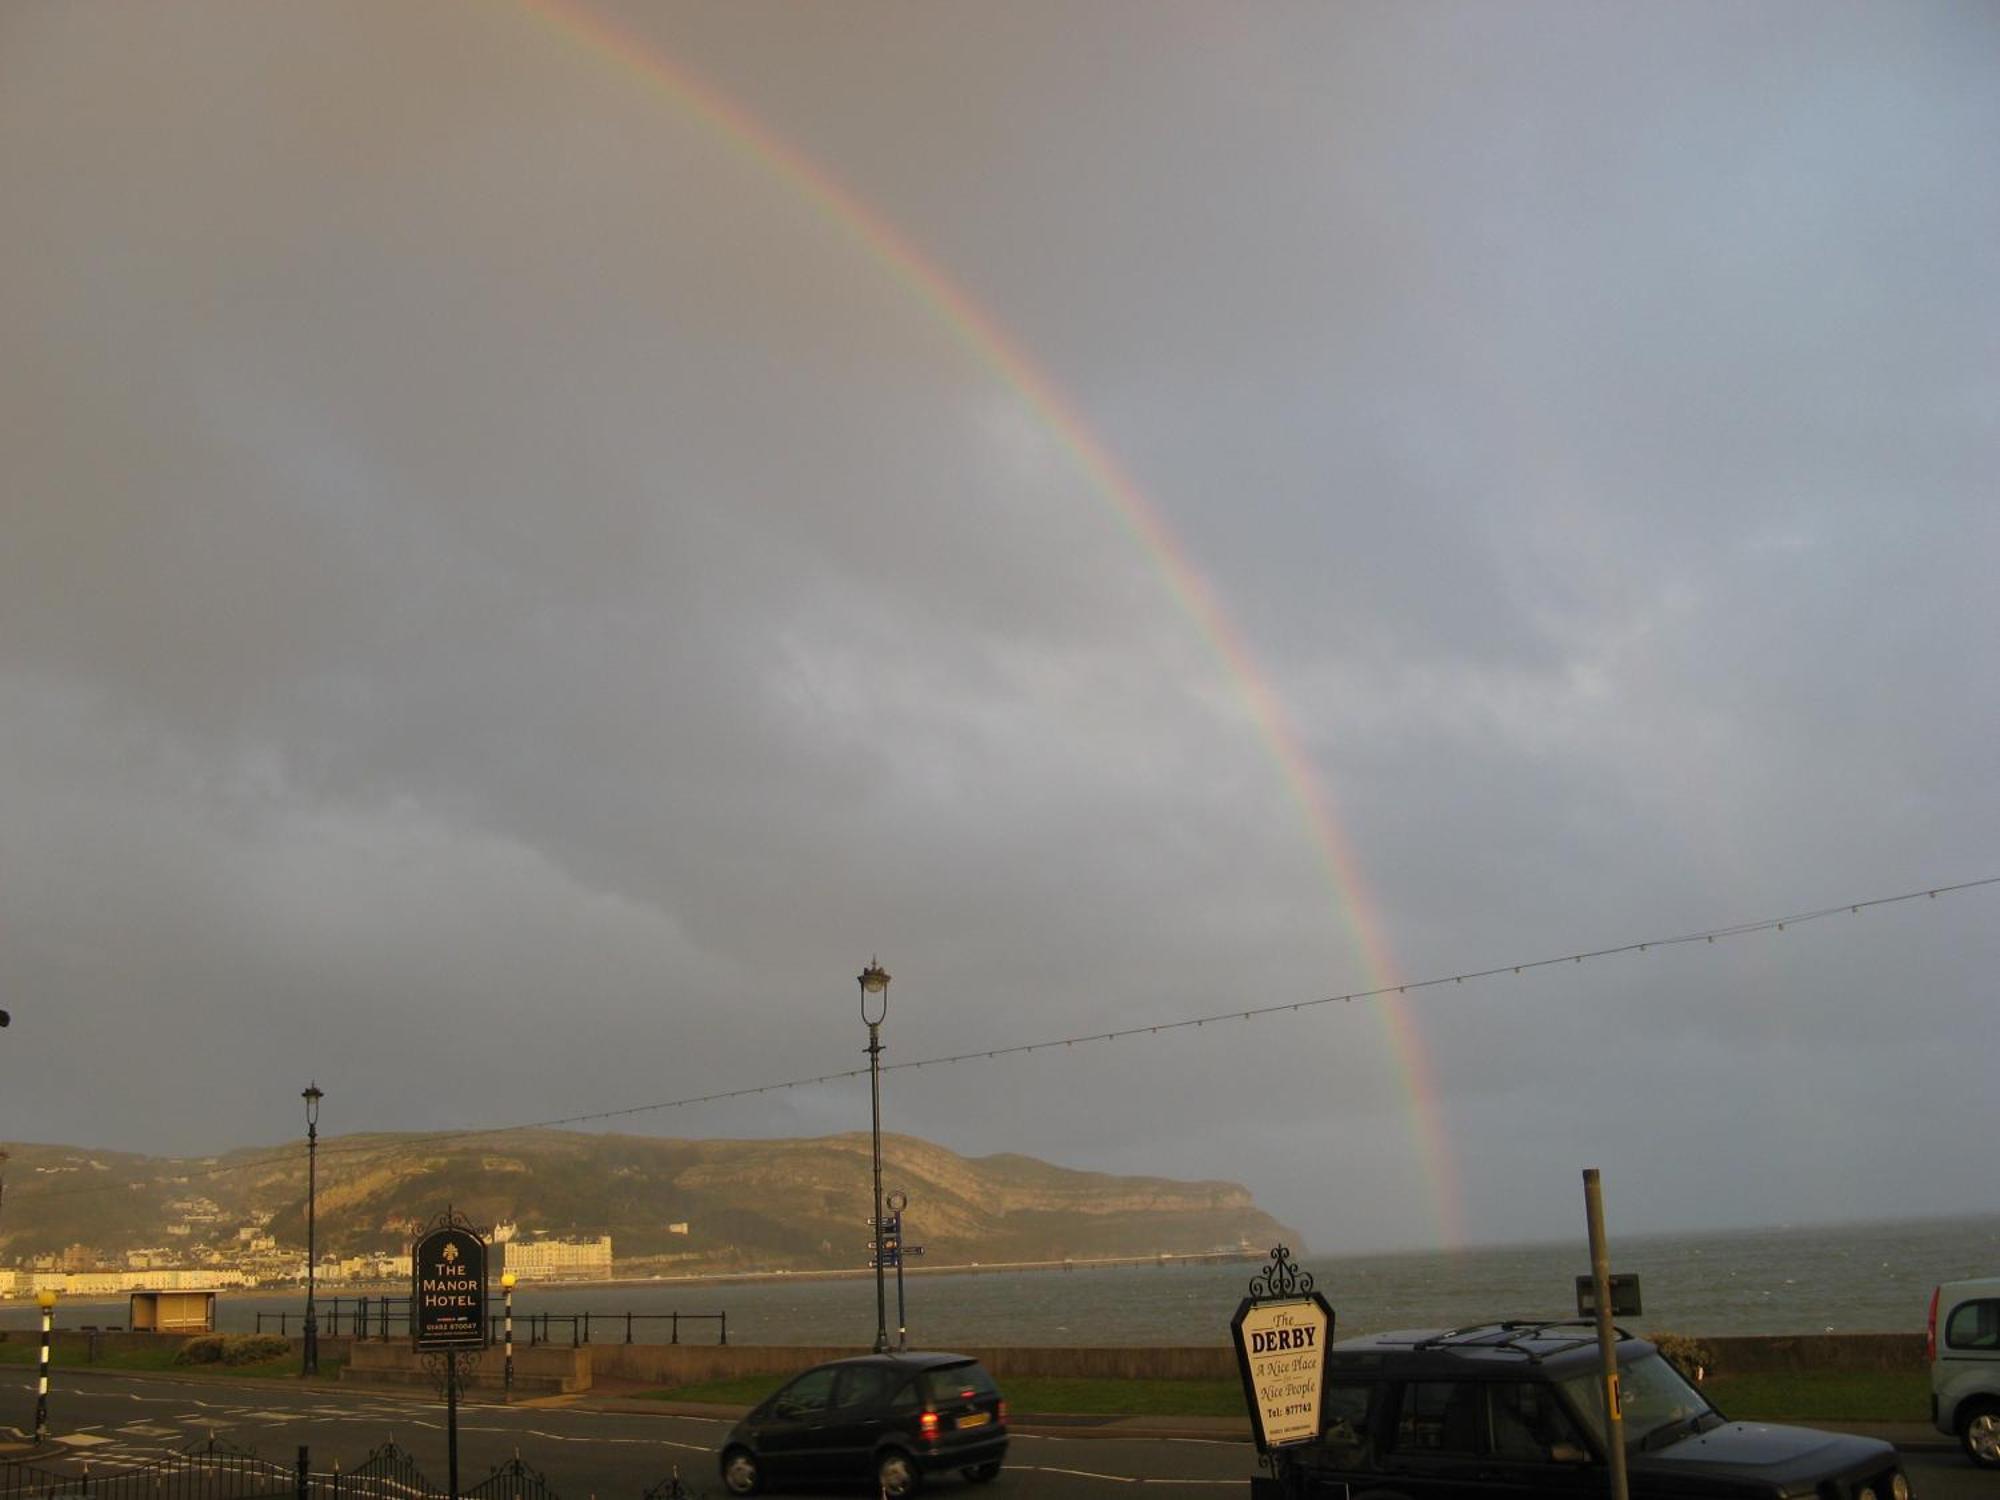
[[7, 1370, 1985, 1498]]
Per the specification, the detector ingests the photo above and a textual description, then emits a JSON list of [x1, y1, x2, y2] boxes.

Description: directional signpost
[[875, 1192, 926, 1349], [413, 1210, 488, 1500], [1232, 1245, 1334, 1488]]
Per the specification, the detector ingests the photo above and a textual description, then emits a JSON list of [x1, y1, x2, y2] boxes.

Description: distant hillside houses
[[491, 1222, 612, 1282]]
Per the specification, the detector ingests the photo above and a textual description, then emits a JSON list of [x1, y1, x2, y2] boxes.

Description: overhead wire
[[13, 873, 1996, 1206]]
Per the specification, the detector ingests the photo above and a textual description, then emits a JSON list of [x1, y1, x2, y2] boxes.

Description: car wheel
[[962, 1460, 1002, 1483], [719, 1446, 762, 1495], [876, 1448, 922, 1497], [1964, 1400, 2000, 1469]]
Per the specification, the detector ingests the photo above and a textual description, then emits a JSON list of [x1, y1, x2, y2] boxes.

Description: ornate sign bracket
[[1247, 1244, 1315, 1301]]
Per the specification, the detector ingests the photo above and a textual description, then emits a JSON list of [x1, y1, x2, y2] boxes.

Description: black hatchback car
[[1255, 1321, 1910, 1500], [718, 1351, 1008, 1496]]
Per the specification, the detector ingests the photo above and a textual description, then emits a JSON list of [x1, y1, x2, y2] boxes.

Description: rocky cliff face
[[0, 1130, 1298, 1272]]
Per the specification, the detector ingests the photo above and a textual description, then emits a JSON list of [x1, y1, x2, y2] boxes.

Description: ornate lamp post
[[301, 1083, 323, 1376], [858, 960, 891, 1354]]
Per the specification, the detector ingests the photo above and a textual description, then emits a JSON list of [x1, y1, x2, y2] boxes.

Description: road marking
[[54, 1433, 114, 1448], [1020, 1465, 1138, 1482], [1013, 1465, 1242, 1486], [454, 1424, 710, 1452]]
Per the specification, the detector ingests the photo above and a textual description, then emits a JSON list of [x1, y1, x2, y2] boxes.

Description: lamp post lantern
[[858, 960, 891, 1354], [301, 1083, 323, 1376]]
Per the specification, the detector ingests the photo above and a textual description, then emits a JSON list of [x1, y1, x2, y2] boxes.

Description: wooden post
[[1584, 1169, 1630, 1500]]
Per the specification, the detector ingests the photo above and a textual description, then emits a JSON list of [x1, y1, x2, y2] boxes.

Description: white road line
[[453, 1424, 709, 1452], [1014, 1470, 1243, 1487], [1019, 1465, 1138, 1482]]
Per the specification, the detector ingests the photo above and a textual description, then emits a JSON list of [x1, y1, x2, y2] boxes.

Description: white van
[[1930, 1276, 2000, 1467]]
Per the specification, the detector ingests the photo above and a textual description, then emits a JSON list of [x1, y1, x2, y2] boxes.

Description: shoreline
[[0, 1249, 1265, 1301]]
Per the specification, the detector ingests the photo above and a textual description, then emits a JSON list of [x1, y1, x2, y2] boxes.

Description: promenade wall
[[590, 1342, 1239, 1385], [13, 1327, 1927, 1386]]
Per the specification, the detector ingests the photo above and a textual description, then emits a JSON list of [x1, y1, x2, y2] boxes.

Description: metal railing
[[254, 1299, 726, 1346], [2, 1440, 714, 1500], [0, 1436, 297, 1500]]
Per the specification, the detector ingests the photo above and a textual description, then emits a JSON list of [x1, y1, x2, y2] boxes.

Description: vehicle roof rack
[[1409, 1320, 1632, 1363]]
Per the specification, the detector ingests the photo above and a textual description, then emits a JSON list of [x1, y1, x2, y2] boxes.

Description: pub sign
[[1230, 1246, 1335, 1453], [412, 1223, 489, 1351]]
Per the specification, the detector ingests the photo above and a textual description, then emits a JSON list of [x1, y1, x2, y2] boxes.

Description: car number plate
[[957, 1412, 990, 1429]]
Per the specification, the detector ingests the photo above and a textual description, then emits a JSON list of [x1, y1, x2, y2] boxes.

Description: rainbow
[[521, 0, 1465, 1248]]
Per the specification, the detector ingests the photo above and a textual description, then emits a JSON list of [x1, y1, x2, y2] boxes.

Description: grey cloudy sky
[[3, 1, 1994, 1255]]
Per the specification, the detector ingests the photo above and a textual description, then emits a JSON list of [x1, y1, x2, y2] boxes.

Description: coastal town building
[[492, 1225, 613, 1282]]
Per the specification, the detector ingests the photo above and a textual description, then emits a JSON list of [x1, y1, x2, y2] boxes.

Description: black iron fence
[[253, 1300, 726, 1346], [0, 1438, 707, 1500], [0, 1437, 299, 1500]]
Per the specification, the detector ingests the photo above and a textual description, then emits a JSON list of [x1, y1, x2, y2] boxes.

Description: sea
[[10, 1214, 1996, 1346]]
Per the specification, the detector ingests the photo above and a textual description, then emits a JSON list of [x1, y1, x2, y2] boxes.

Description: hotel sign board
[[412, 1224, 489, 1351]]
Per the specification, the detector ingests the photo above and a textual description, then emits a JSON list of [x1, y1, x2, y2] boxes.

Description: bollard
[[296, 1444, 310, 1500], [671, 1312, 679, 1345], [626, 1312, 633, 1345], [719, 1310, 727, 1347], [502, 1273, 516, 1397], [35, 1288, 57, 1443], [583, 1311, 591, 1346]]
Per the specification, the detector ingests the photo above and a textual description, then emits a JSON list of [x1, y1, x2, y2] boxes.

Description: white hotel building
[[491, 1223, 613, 1282]]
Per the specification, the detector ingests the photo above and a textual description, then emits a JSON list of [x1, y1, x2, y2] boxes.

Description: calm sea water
[[14, 1215, 1997, 1345]]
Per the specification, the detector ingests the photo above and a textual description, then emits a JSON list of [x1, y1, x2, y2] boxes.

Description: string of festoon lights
[[22, 874, 1997, 1203]]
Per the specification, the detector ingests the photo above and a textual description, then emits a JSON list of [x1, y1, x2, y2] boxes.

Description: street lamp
[[35, 1287, 57, 1442], [858, 960, 891, 1354], [302, 1083, 323, 1377]]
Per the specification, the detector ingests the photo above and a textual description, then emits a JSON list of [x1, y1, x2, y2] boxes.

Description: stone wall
[[7, 1327, 1927, 1391], [346, 1340, 589, 1394], [588, 1342, 1238, 1385]]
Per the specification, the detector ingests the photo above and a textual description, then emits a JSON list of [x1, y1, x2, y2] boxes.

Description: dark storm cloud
[[1, 0, 1993, 1252]]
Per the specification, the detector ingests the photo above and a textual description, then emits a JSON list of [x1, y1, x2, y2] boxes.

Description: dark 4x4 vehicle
[[718, 1351, 1007, 1496], [1255, 1322, 1910, 1500]]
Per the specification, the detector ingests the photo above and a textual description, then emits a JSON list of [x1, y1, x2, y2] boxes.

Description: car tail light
[[920, 1409, 939, 1438], [1927, 1286, 1939, 1364], [998, 1399, 1008, 1424]]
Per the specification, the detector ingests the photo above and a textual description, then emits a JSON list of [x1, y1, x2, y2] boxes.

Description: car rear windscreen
[[924, 1364, 999, 1404]]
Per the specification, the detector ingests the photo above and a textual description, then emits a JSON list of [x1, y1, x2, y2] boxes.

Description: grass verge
[[0, 1338, 345, 1381], [1702, 1370, 1928, 1424]]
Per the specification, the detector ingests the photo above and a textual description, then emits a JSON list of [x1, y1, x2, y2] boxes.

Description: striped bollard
[[34, 1288, 57, 1443], [502, 1271, 516, 1396]]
